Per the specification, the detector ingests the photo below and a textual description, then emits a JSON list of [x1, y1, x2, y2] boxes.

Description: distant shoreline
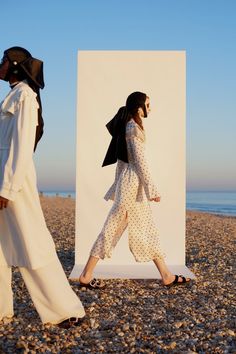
[[39, 191, 75, 198], [39, 192, 236, 218]]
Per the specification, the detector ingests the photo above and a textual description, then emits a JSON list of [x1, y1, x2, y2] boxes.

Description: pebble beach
[[0, 196, 235, 353]]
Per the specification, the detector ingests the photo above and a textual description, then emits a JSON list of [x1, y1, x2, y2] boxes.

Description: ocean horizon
[[40, 191, 236, 217]]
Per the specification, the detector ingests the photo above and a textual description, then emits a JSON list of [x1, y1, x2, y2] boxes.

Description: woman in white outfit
[[79, 92, 191, 289], [0, 47, 85, 328]]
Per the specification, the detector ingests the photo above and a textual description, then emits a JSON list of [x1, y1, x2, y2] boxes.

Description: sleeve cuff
[[145, 183, 160, 200], [0, 186, 18, 201], [104, 183, 116, 201]]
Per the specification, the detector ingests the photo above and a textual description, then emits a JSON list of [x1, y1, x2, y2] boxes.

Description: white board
[[70, 51, 195, 279]]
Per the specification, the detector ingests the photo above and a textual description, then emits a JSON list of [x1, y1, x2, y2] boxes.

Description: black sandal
[[79, 278, 106, 290], [165, 274, 191, 287], [57, 317, 84, 329]]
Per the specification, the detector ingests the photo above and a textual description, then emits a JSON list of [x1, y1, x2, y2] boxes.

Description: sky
[[1, 0, 236, 192]]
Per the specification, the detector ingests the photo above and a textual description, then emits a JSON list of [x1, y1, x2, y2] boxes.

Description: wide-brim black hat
[[4, 46, 44, 89]]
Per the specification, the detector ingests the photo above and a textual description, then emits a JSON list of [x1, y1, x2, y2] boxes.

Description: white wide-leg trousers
[[0, 259, 85, 324]]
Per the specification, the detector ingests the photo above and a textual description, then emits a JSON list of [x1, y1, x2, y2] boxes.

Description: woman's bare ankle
[[79, 273, 92, 284], [162, 273, 175, 284]]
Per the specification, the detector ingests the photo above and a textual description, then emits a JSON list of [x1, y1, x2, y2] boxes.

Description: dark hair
[[125, 91, 147, 129]]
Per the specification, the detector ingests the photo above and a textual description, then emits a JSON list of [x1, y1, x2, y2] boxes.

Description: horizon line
[[39, 189, 236, 193]]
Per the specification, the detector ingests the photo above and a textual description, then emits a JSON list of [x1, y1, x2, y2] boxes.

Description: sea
[[186, 191, 236, 217], [41, 191, 236, 217]]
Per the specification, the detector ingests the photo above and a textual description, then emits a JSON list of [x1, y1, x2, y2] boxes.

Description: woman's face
[[0, 56, 10, 81], [138, 96, 151, 118], [145, 97, 151, 116]]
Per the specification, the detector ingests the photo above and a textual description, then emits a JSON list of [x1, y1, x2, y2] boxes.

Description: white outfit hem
[[0, 260, 85, 325]]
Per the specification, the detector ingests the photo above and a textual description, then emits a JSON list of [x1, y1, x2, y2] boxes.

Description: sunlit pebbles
[[0, 198, 235, 353]]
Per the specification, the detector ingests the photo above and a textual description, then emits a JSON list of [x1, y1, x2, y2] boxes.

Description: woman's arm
[[0, 91, 38, 201], [126, 124, 160, 201]]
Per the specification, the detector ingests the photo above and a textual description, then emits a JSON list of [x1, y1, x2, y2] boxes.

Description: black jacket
[[102, 107, 128, 167]]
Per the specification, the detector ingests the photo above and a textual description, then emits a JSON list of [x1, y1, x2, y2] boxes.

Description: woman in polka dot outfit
[[79, 92, 191, 289]]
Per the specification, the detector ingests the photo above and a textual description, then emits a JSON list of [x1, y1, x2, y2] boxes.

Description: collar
[[10, 81, 20, 89]]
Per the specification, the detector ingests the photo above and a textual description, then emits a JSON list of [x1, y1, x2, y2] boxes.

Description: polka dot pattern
[[90, 119, 165, 262]]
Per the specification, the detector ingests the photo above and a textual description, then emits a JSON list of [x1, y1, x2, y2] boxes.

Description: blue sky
[[1, 0, 236, 191]]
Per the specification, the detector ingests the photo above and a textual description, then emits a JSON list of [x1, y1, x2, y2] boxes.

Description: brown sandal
[[165, 274, 191, 287], [57, 317, 85, 329], [79, 278, 106, 290]]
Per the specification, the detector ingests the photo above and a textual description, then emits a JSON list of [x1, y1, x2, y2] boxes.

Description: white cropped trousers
[[0, 259, 85, 324]]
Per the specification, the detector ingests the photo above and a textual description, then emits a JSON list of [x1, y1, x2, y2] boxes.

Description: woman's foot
[[162, 274, 191, 287], [79, 274, 105, 289], [79, 274, 92, 285], [57, 317, 84, 329]]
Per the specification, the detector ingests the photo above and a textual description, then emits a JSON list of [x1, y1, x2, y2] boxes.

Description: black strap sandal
[[165, 274, 191, 287], [79, 278, 106, 290], [57, 317, 84, 329]]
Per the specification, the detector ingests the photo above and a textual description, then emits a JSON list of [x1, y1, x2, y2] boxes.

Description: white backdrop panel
[[70, 51, 195, 279]]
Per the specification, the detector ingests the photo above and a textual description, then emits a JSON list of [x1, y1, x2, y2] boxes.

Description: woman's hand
[[0, 196, 9, 209], [150, 196, 161, 203]]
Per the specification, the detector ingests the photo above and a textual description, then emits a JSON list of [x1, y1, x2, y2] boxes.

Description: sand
[[0, 196, 235, 353]]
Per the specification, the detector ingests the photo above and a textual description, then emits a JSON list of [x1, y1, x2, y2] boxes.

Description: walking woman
[[0, 47, 85, 328], [79, 91, 191, 289]]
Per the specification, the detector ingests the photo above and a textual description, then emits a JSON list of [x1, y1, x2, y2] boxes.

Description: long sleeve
[[126, 123, 160, 200], [0, 92, 38, 201]]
